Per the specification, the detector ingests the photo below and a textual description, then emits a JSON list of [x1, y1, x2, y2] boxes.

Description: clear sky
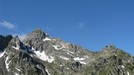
[[0, 0, 134, 55]]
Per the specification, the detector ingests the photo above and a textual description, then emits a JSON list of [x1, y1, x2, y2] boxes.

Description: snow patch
[[60, 56, 69, 60], [61, 43, 66, 49], [127, 71, 129, 75], [67, 52, 73, 56], [73, 57, 87, 64], [14, 73, 19, 75], [67, 52, 70, 55], [32, 47, 35, 50], [46, 68, 50, 75], [83, 55, 88, 58], [37, 65, 41, 69], [43, 37, 51, 41], [122, 65, 125, 68], [53, 45, 60, 50], [5, 56, 11, 71], [67, 50, 74, 54], [0, 51, 5, 58], [34, 50, 54, 63], [12, 46, 19, 50], [16, 67, 21, 71], [74, 57, 85, 61], [53, 43, 66, 50], [79, 61, 86, 65], [12, 42, 20, 50], [66, 67, 69, 70]]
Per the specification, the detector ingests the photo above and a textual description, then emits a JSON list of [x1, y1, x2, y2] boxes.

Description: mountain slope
[[0, 29, 134, 75]]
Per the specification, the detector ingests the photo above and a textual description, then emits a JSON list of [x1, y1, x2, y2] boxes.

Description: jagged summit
[[10, 36, 20, 43], [8, 36, 25, 50], [25, 29, 48, 40], [23, 29, 49, 47], [29, 29, 48, 37], [0, 29, 134, 75]]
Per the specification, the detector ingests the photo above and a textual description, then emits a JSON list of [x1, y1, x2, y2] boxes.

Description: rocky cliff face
[[0, 35, 12, 52], [0, 29, 134, 75]]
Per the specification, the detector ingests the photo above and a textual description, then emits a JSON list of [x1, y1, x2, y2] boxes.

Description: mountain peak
[[23, 29, 49, 47], [8, 36, 24, 50], [31, 29, 48, 36], [32, 28, 44, 33], [27, 29, 48, 38], [0, 29, 134, 75]]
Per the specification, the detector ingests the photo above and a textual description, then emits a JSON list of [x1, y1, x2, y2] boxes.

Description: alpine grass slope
[[0, 29, 134, 75]]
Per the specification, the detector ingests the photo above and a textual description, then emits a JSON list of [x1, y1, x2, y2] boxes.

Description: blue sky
[[0, 0, 134, 55]]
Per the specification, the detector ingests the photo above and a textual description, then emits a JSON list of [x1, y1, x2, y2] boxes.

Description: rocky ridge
[[0, 29, 134, 75]]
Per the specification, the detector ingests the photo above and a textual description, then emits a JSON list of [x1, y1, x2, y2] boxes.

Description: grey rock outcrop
[[0, 29, 134, 75]]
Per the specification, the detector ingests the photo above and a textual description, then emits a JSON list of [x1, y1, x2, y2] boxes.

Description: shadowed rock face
[[0, 35, 12, 52], [0, 29, 134, 75]]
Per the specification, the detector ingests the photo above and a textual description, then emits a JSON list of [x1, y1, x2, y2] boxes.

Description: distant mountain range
[[0, 29, 134, 75]]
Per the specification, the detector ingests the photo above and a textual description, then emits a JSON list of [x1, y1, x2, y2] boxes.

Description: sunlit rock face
[[0, 29, 134, 75]]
